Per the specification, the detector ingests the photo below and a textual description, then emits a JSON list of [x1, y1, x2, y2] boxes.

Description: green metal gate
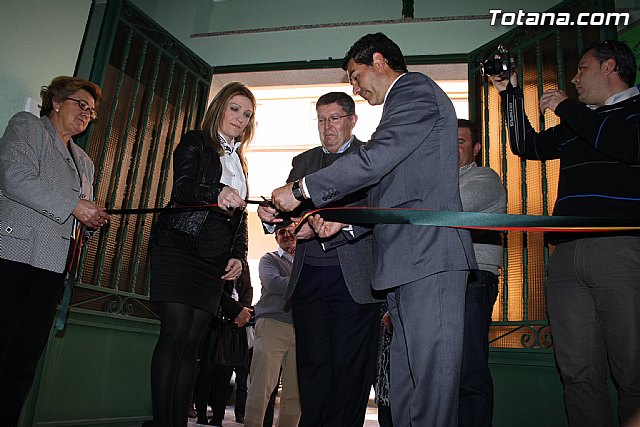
[[71, 0, 212, 320], [469, 0, 616, 352], [466, 2, 620, 424]]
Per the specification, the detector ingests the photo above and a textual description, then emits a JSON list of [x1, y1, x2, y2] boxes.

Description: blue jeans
[[459, 269, 499, 427]]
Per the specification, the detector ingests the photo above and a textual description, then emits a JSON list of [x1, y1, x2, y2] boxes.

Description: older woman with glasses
[[0, 75, 109, 425]]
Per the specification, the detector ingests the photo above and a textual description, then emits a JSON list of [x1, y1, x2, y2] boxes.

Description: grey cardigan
[[0, 112, 95, 273], [256, 250, 293, 324], [458, 163, 506, 275]]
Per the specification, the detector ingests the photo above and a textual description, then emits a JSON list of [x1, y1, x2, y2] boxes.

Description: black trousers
[[0, 259, 64, 427], [292, 264, 381, 427], [377, 404, 393, 427], [194, 362, 234, 425], [459, 269, 499, 427], [547, 237, 640, 426], [234, 364, 248, 418]]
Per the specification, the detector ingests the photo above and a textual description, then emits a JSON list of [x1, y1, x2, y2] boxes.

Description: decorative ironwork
[[490, 323, 553, 349], [471, 0, 609, 350], [68, 284, 158, 320], [71, 0, 212, 320]]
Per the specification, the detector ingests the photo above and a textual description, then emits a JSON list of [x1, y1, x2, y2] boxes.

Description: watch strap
[[292, 180, 305, 201]]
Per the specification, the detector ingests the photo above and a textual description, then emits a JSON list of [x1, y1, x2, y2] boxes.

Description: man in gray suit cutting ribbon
[[271, 33, 477, 427]]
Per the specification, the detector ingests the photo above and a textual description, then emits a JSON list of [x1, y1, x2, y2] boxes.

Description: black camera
[[480, 44, 515, 78]]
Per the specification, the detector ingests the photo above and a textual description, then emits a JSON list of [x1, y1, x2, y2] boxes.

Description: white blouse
[[218, 133, 247, 199]]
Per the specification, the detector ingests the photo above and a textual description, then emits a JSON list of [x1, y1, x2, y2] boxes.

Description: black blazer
[[153, 130, 248, 261]]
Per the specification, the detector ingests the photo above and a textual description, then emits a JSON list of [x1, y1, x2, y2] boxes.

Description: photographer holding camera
[[491, 40, 640, 426]]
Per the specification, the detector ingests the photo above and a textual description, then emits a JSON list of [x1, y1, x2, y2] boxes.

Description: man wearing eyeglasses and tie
[[258, 92, 383, 427]]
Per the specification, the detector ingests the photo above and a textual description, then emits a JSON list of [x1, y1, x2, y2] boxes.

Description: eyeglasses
[[66, 97, 98, 120], [316, 114, 352, 126]]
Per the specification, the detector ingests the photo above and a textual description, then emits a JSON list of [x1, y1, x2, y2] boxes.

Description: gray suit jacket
[[0, 112, 95, 273], [305, 73, 477, 290], [284, 138, 382, 304]]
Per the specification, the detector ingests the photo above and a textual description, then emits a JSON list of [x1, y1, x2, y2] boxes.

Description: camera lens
[[480, 59, 503, 77]]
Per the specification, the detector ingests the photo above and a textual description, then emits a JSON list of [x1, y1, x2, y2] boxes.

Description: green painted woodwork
[[491, 349, 619, 427], [491, 350, 567, 426], [75, 0, 212, 295], [20, 309, 158, 426]]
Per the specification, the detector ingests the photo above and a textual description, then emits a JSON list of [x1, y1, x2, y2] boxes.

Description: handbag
[[203, 313, 248, 368]]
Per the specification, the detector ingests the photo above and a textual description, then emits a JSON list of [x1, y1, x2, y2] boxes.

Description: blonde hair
[[201, 82, 256, 178]]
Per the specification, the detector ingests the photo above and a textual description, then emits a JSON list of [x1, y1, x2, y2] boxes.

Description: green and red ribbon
[[55, 201, 639, 331], [295, 206, 640, 233]]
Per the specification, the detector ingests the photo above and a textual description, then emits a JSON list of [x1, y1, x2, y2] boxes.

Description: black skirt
[[149, 243, 227, 315]]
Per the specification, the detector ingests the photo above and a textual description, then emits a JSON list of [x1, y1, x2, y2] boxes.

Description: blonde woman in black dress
[[147, 82, 255, 427]]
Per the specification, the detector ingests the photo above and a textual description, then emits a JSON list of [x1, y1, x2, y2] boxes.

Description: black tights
[[150, 302, 212, 427]]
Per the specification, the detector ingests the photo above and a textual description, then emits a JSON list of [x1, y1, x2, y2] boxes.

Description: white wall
[[0, 0, 92, 130]]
